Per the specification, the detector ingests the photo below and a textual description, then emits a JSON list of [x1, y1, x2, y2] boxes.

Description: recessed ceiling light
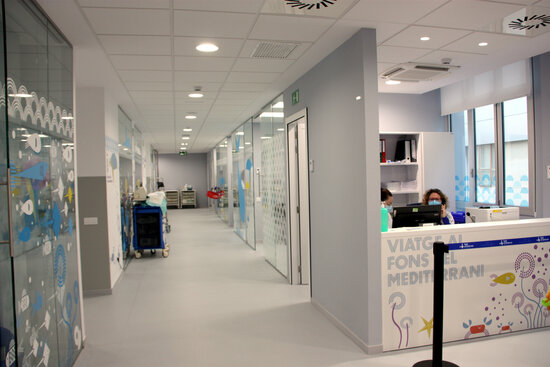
[[478, 42, 488, 47], [196, 43, 219, 52], [261, 136, 272, 140], [356, 96, 362, 100], [245, 142, 251, 145], [277, 128, 284, 131], [420, 36, 430, 41], [235, 132, 244, 135], [181, 136, 190, 140], [183, 128, 193, 132], [385, 80, 401, 85], [181, 147, 187, 150], [189, 86, 203, 98], [185, 115, 197, 119], [259, 112, 284, 118]]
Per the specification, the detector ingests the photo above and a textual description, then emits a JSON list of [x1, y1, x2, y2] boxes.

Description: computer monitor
[[392, 204, 441, 228]]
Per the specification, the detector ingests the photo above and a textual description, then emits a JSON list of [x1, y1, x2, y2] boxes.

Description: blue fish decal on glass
[[31, 290, 44, 315], [13, 161, 48, 181], [67, 217, 73, 236], [52, 202, 61, 238], [19, 227, 31, 242]]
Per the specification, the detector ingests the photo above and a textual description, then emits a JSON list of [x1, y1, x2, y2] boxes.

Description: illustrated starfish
[[418, 316, 434, 338]]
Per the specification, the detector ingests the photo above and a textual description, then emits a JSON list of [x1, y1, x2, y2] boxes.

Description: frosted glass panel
[[216, 140, 229, 223], [474, 105, 496, 204], [451, 111, 469, 210]]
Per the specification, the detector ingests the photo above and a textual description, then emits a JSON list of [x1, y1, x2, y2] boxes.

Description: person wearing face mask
[[422, 188, 455, 225], [381, 188, 393, 228]]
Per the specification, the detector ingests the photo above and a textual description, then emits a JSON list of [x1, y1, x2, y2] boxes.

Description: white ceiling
[[36, 0, 550, 153]]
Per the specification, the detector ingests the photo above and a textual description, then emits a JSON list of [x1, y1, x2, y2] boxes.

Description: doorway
[[286, 109, 310, 285]]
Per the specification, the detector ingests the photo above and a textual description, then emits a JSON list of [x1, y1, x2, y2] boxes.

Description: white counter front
[[381, 219, 550, 351]]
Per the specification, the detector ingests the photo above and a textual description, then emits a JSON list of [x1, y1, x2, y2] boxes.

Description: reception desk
[[381, 219, 550, 351]]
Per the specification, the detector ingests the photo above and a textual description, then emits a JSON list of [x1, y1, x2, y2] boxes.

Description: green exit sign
[[292, 89, 299, 105], [179, 151, 187, 156]]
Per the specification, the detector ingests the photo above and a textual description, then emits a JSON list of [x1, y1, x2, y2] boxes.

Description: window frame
[[452, 96, 535, 217]]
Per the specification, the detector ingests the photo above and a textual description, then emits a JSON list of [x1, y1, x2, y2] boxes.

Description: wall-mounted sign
[[179, 151, 187, 156], [292, 89, 299, 105]]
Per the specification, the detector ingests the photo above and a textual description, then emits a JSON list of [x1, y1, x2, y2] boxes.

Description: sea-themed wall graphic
[[1, 78, 74, 139], [6, 80, 82, 367], [381, 226, 550, 351]]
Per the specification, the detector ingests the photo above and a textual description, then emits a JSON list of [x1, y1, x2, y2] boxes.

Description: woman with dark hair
[[381, 188, 393, 228], [422, 188, 454, 225]]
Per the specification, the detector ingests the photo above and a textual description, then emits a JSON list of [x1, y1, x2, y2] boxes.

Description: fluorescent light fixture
[[272, 101, 284, 109], [185, 115, 197, 119], [196, 43, 219, 52], [235, 132, 244, 135], [277, 128, 284, 131], [245, 142, 251, 145], [123, 148, 129, 151], [183, 128, 193, 132], [181, 147, 187, 150], [385, 80, 401, 85], [8, 93, 32, 98], [259, 112, 284, 118], [420, 36, 430, 41], [356, 96, 362, 100], [261, 136, 272, 140], [21, 134, 31, 137], [44, 145, 51, 148], [181, 136, 190, 140], [478, 42, 488, 47], [61, 116, 74, 120], [38, 134, 49, 138], [188, 92, 203, 98]]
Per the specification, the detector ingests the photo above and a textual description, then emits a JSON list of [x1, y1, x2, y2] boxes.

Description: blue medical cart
[[132, 205, 169, 258]]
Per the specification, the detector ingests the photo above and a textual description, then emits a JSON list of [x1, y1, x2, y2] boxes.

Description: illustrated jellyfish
[[389, 292, 406, 349], [515, 252, 535, 279]]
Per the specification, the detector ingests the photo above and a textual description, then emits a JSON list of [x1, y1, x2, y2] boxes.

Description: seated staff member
[[381, 188, 393, 228], [422, 188, 455, 225]]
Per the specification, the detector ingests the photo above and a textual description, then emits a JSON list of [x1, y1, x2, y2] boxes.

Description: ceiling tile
[[83, 8, 170, 35], [173, 82, 222, 93], [98, 35, 171, 55], [336, 20, 408, 45], [226, 71, 280, 83], [173, 0, 264, 13], [110, 55, 172, 70], [78, 0, 170, 8], [343, 0, 449, 24], [486, 0, 539, 4], [173, 11, 257, 38], [175, 71, 229, 83], [239, 39, 311, 59], [125, 81, 173, 91], [249, 14, 333, 42], [261, 0, 357, 18], [383, 26, 472, 50], [414, 50, 485, 67], [119, 70, 173, 82], [174, 57, 234, 71], [216, 91, 259, 101], [232, 58, 293, 72], [221, 82, 270, 92], [537, 0, 550, 6], [416, 0, 523, 31], [377, 45, 432, 64], [377, 62, 396, 75], [174, 37, 245, 57], [441, 32, 524, 54]]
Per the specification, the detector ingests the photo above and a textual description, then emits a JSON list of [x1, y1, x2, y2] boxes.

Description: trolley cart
[[132, 205, 169, 258]]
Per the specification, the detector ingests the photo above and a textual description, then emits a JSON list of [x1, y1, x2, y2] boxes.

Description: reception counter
[[381, 219, 550, 351]]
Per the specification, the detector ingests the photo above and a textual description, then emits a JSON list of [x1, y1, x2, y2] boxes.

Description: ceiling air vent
[[251, 41, 299, 59], [381, 63, 459, 82]]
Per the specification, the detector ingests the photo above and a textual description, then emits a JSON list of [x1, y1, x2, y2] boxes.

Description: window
[[451, 96, 534, 216]]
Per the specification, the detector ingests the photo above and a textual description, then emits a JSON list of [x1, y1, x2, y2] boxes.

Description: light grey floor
[[75, 208, 550, 367]]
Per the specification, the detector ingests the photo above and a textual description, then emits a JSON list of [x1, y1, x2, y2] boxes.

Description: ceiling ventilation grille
[[251, 42, 299, 59], [380, 63, 459, 82]]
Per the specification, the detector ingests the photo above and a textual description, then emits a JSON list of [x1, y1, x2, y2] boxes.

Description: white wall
[[75, 87, 106, 176], [379, 89, 447, 132], [158, 153, 208, 208], [283, 28, 381, 352]]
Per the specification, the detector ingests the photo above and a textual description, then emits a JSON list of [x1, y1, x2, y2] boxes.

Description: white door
[[287, 111, 310, 285]]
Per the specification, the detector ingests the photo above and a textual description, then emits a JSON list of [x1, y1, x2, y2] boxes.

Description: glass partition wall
[[2, 1, 84, 366], [118, 108, 133, 263]]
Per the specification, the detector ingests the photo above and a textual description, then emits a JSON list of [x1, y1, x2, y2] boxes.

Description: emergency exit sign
[[292, 89, 299, 105], [179, 151, 187, 156]]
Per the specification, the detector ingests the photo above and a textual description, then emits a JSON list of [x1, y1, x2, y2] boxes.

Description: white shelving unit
[[380, 132, 455, 209], [180, 190, 196, 208], [165, 190, 180, 209]]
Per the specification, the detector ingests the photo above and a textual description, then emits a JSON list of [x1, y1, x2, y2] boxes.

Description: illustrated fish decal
[[65, 186, 73, 204], [25, 133, 41, 153], [19, 227, 31, 242], [62, 146, 73, 163], [12, 161, 48, 181], [52, 203, 61, 239], [19, 199, 34, 216], [490, 272, 515, 286], [109, 153, 117, 170], [67, 170, 75, 182], [31, 290, 43, 315]]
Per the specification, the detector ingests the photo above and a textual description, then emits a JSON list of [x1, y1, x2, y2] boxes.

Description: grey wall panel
[[158, 153, 208, 208], [283, 28, 381, 349], [379, 89, 446, 132], [78, 176, 111, 294], [533, 52, 550, 218]]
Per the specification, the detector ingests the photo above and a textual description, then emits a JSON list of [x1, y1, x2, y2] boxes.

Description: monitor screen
[[392, 205, 441, 228]]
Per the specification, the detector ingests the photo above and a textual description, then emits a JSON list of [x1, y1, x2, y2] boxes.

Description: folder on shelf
[[379, 138, 386, 163], [411, 139, 417, 162], [395, 140, 411, 162]]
